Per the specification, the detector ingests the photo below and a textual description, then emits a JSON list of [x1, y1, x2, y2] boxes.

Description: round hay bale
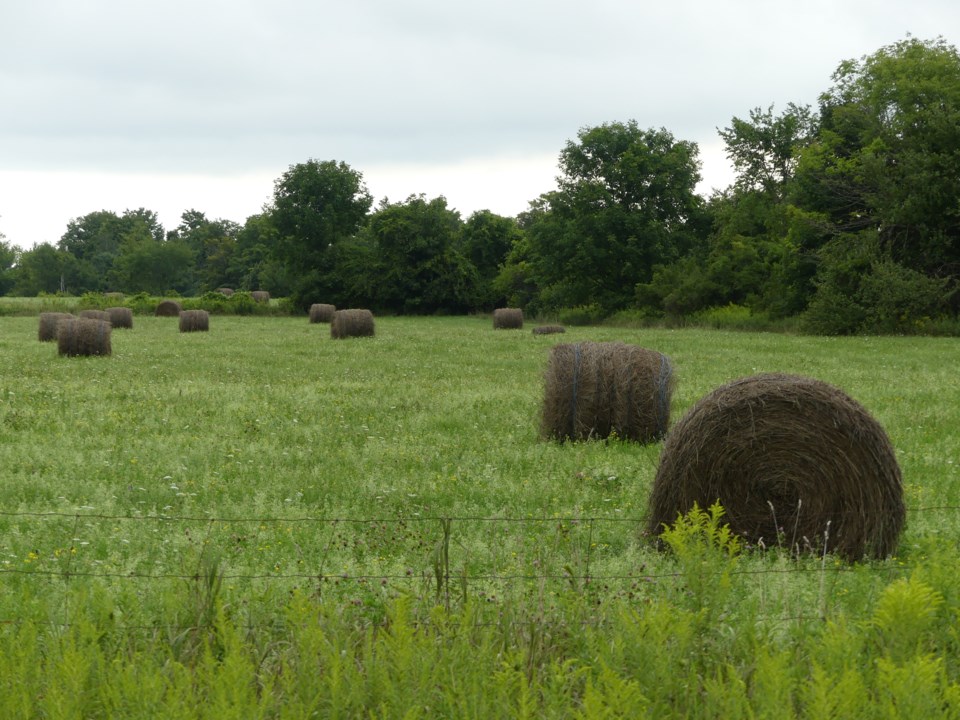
[[155, 300, 183, 317], [533, 325, 566, 335], [251, 290, 270, 303], [57, 318, 112, 357], [38, 312, 74, 342], [309, 303, 337, 324], [105, 307, 133, 329], [216, 287, 234, 296], [493, 308, 524, 329], [179, 309, 210, 333], [331, 309, 375, 339], [645, 373, 905, 561], [541, 341, 673, 444], [79, 309, 111, 322]]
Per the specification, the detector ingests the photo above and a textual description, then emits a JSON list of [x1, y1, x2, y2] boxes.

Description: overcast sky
[[1, 1, 957, 250]]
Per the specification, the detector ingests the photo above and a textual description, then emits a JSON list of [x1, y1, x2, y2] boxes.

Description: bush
[[557, 304, 606, 326]]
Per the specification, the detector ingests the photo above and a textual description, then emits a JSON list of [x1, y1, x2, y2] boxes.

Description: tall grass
[[2, 315, 960, 716]]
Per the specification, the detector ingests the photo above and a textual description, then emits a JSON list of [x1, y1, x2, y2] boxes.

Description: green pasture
[[2, 311, 960, 717]]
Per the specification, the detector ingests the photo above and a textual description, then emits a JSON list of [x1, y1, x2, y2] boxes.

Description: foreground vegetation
[[2, 312, 960, 717]]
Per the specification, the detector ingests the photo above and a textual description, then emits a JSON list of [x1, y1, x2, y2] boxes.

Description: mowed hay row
[[532, 325, 566, 335], [331, 309, 375, 339], [155, 300, 182, 317], [645, 373, 905, 561], [57, 318, 112, 357], [79, 309, 111, 322], [493, 308, 524, 329], [309, 303, 336, 324], [541, 341, 674, 444], [251, 290, 270, 303], [106, 306, 133, 329], [179, 309, 210, 333], [38, 312, 74, 342]]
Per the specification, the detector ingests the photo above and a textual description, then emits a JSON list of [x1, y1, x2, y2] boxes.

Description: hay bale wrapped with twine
[[645, 373, 905, 561], [57, 318, 112, 357], [493, 308, 524, 329], [533, 325, 566, 335], [541, 341, 673, 443], [155, 300, 182, 317], [79, 309, 111, 322], [179, 309, 210, 333], [309, 303, 336, 324], [251, 290, 270, 303], [38, 312, 74, 342], [331, 309, 375, 339], [106, 306, 133, 329]]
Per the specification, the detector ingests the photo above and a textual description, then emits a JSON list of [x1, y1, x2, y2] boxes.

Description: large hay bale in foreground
[[309, 303, 336, 324], [251, 290, 270, 303], [106, 306, 133, 329], [331, 309, 375, 339], [541, 342, 673, 443], [179, 310, 210, 333], [38, 312, 74, 342], [533, 325, 566, 335], [79, 309, 111, 322], [493, 308, 524, 329], [645, 373, 905, 561], [155, 300, 182, 317], [57, 318, 112, 357]]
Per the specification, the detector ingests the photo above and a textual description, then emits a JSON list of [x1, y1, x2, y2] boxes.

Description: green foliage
[[557, 304, 606, 326]]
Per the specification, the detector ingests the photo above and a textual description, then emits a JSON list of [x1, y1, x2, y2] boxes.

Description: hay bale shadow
[[645, 373, 905, 561]]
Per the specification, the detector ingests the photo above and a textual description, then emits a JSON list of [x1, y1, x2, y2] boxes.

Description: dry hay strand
[[541, 341, 673, 444], [251, 290, 270, 303], [309, 303, 336, 323], [105, 307, 133, 329], [57, 318, 112, 357], [331, 309, 375, 339], [79, 309, 111, 322], [179, 309, 210, 333], [38, 312, 74, 342], [533, 325, 566, 335], [216, 287, 234, 296], [493, 308, 524, 329], [645, 373, 905, 561], [155, 300, 182, 317]]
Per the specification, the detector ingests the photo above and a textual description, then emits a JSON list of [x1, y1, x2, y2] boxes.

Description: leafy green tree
[[364, 195, 478, 314], [170, 209, 241, 292], [522, 121, 706, 312], [460, 210, 522, 308], [11, 243, 78, 295], [232, 213, 291, 294], [109, 230, 195, 296], [0, 232, 17, 296]]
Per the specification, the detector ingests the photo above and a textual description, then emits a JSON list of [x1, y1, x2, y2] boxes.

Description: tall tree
[[460, 210, 522, 308]]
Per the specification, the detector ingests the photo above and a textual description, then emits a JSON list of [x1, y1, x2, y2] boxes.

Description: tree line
[[1, 36, 958, 334]]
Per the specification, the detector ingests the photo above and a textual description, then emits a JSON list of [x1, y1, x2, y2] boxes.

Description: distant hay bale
[[155, 300, 182, 317], [38, 312, 74, 342], [216, 287, 234, 296], [331, 309, 375, 339], [645, 373, 905, 561], [251, 290, 270, 303], [104, 292, 124, 300], [179, 309, 210, 333], [105, 307, 133, 329], [309, 303, 336, 323], [532, 325, 566, 335], [57, 318, 112, 357], [541, 341, 673, 443], [79, 309, 111, 322], [493, 308, 524, 329]]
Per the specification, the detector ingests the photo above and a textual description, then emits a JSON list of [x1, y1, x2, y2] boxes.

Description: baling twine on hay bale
[[179, 309, 210, 333], [644, 373, 905, 561], [541, 341, 673, 444], [38, 312, 74, 342], [155, 300, 182, 317], [331, 309, 375, 339], [309, 303, 336, 324], [106, 307, 133, 329], [493, 308, 524, 329], [251, 290, 270, 303], [533, 325, 566, 335], [57, 318, 112, 357]]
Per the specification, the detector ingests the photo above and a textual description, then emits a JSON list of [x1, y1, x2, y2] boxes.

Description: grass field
[[2, 311, 960, 717]]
